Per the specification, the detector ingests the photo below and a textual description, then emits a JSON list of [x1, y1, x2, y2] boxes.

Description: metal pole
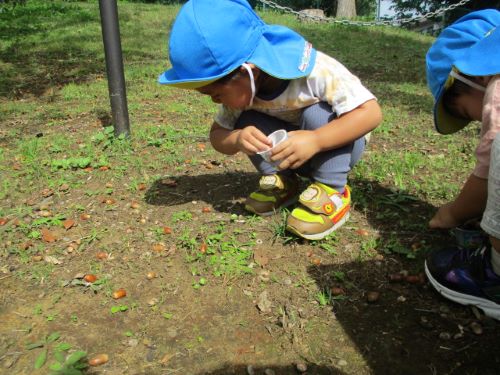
[[98, 0, 130, 137]]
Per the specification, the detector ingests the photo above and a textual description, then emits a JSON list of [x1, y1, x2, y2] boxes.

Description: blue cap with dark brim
[[426, 9, 500, 135], [158, 0, 316, 89]]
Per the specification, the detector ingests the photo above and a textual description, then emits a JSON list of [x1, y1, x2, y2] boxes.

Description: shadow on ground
[[308, 260, 500, 375], [145, 171, 260, 214], [196, 364, 344, 375]]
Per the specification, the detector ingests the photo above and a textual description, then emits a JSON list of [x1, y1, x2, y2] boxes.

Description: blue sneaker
[[424, 244, 500, 320]]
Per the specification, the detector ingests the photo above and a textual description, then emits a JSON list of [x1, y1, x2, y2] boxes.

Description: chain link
[[257, 0, 473, 27]]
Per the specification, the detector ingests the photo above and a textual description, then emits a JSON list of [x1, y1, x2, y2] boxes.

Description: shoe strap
[[298, 183, 340, 215]]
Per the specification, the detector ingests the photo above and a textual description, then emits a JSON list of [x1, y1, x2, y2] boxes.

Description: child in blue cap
[[424, 9, 500, 320], [158, 0, 382, 240]]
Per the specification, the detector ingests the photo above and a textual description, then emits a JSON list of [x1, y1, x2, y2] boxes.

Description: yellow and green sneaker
[[244, 174, 299, 216], [286, 183, 351, 240]]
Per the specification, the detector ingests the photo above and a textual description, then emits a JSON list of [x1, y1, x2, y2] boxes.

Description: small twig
[[0, 274, 13, 281], [414, 308, 439, 314], [456, 341, 476, 352], [0, 352, 23, 361]]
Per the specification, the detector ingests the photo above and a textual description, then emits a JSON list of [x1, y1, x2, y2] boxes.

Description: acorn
[[112, 288, 126, 299], [83, 274, 97, 283], [88, 353, 109, 366], [96, 252, 108, 260]]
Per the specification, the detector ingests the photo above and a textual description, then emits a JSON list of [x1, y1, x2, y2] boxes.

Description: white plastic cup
[[257, 129, 288, 165]]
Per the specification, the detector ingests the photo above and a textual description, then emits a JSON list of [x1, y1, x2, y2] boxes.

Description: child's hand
[[235, 126, 272, 155], [271, 130, 320, 169], [429, 202, 462, 229]]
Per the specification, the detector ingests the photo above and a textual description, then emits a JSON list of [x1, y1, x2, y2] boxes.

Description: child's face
[[452, 91, 484, 122], [197, 70, 253, 110]]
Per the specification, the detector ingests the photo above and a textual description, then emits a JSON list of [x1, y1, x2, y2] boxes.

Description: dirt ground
[[1, 114, 500, 375]]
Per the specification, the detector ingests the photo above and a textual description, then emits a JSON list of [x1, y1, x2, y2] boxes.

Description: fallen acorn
[[152, 243, 165, 253], [112, 288, 127, 299], [201, 206, 211, 213], [88, 353, 109, 366], [331, 287, 345, 296], [355, 228, 370, 236], [163, 226, 172, 234], [405, 275, 421, 284], [96, 252, 108, 260], [388, 273, 404, 282], [470, 321, 483, 335], [80, 213, 91, 220], [200, 242, 207, 254], [366, 291, 380, 303], [84, 274, 97, 283], [0, 217, 8, 226], [146, 271, 157, 280], [311, 258, 321, 266]]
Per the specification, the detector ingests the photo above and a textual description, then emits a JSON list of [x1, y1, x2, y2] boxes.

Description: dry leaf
[[44, 255, 62, 265], [41, 228, 57, 243], [152, 243, 165, 253], [63, 219, 75, 230]]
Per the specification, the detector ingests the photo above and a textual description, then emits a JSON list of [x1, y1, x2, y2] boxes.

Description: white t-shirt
[[215, 51, 376, 130]]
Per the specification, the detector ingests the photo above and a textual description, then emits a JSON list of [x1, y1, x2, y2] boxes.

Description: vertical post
[[99, 0, 130, 137], [376, 0, 381, 20]]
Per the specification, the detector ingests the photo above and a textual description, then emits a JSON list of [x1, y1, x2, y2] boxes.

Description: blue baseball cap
[[426, 9, 500, 134], [158, 0, 317, 89]]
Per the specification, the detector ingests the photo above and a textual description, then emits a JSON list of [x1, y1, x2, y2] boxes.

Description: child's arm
[[209, 122, 272, 155], [429, 173, 488, 229], [271, 99, 382, 169]]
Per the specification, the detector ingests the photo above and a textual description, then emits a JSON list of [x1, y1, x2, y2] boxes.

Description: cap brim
[[433, 80, 470, 135], [158, 69, 218, 89]]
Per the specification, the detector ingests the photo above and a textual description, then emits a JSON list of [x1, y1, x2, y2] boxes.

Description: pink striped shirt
[[474, 75, 500, 179]]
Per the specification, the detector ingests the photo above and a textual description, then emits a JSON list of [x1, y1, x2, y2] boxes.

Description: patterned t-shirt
[[214, 51, 376, 130]]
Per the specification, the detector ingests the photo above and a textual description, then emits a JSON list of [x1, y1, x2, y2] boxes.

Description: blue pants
[[234, 102, 365, 191]]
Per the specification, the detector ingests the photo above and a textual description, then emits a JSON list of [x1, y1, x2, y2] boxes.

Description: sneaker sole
[[244, 196, 298, 217], [424, 261, 500, 321], [287, 212, 350, 241]]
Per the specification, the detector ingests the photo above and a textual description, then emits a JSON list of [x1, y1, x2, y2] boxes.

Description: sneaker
[[244, 174, 299, 216], [286, 183, 350, 240], [424, 244, 500, 320]]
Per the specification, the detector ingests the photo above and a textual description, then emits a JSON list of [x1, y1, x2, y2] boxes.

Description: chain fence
[[257, 0, 473, 27]]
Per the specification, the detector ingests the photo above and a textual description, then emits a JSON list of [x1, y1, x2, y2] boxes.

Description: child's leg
[[425, 133, 500, 320], [234, 111, 298, 216], [234, 110, 295, 176], [481, 133, 500, 274], [286, 102, 365, 240], [296, 102, 365, 192]]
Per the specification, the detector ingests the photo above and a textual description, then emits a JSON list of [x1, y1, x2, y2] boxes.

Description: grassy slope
[[0, 1, 475, 205]]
